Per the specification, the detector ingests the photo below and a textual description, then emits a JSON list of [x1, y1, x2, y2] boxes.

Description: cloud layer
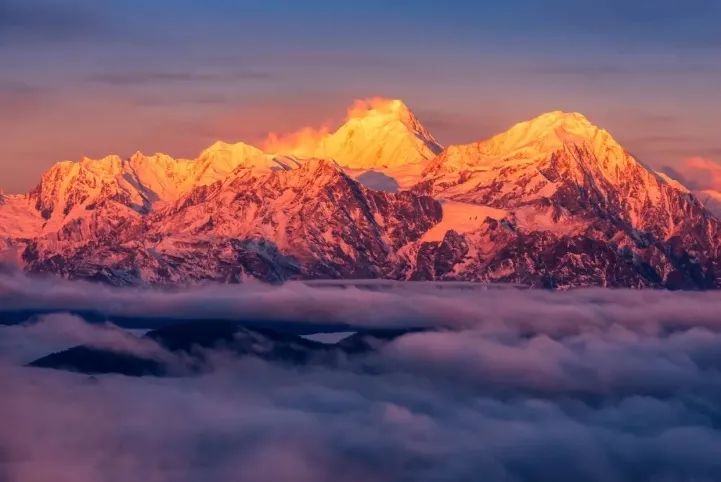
[[664, 157, 721, 191], [2, 276, 721, 481]]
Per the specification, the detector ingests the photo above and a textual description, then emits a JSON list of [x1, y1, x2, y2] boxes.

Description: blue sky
[[1, 0, 720, 192]]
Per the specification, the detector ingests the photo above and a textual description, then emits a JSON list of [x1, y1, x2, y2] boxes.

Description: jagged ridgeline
[[1, 98, 720, 288]]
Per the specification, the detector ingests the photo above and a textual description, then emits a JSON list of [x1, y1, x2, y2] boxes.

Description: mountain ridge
[[2, 98, 720, 289]]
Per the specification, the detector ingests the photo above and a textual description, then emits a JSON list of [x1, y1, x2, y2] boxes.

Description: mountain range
[[1, 97, 719, 289]]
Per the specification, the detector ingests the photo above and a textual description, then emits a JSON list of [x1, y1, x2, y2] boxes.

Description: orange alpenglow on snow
[[262, 97, 443, 169]]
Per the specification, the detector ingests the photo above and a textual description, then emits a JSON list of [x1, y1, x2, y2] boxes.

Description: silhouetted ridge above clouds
[[30, 345, 166, 377], [28, 320, 421, 377]]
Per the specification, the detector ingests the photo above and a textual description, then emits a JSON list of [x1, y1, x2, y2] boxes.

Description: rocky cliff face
[[2, 100, 720, 288]]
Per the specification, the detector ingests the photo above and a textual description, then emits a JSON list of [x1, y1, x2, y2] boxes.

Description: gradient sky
[[1, 0, 720, 193]]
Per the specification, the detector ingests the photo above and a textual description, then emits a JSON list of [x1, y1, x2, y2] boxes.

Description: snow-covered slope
[[420, 201, 507, 242], [0, 194, 43, 239]]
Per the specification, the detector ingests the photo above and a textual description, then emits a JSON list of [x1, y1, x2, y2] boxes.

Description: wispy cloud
[[0, 0, 107, 44], [87, 70, 272, 86], [528, 59, 721, 80], [0, 78, 47, 116], [538, 0, 721, 50], [662, 157, 721, 191], [0, 79, 40, 94]]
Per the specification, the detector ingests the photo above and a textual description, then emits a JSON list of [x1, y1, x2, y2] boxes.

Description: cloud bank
[[661, 157, 721, 216], [664, 157, 721, 191], [2, 275, 721, 481]]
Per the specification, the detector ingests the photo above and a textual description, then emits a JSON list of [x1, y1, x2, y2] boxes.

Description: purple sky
[[1, 0, 720, 193]]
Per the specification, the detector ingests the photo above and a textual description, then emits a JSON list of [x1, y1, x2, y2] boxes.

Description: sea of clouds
[[2, 273, 721, 481]]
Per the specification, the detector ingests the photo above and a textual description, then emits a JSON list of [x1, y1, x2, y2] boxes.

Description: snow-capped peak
[[506, 111, 621, 154], [344, 98, 434, 140], [194, 141, 304, 187], [262, 98, 442, 170], [424, 110, 630, 181], [475, 110, 619, 156], [197, 141, 268, 168], [313, 98, 441, 169]]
